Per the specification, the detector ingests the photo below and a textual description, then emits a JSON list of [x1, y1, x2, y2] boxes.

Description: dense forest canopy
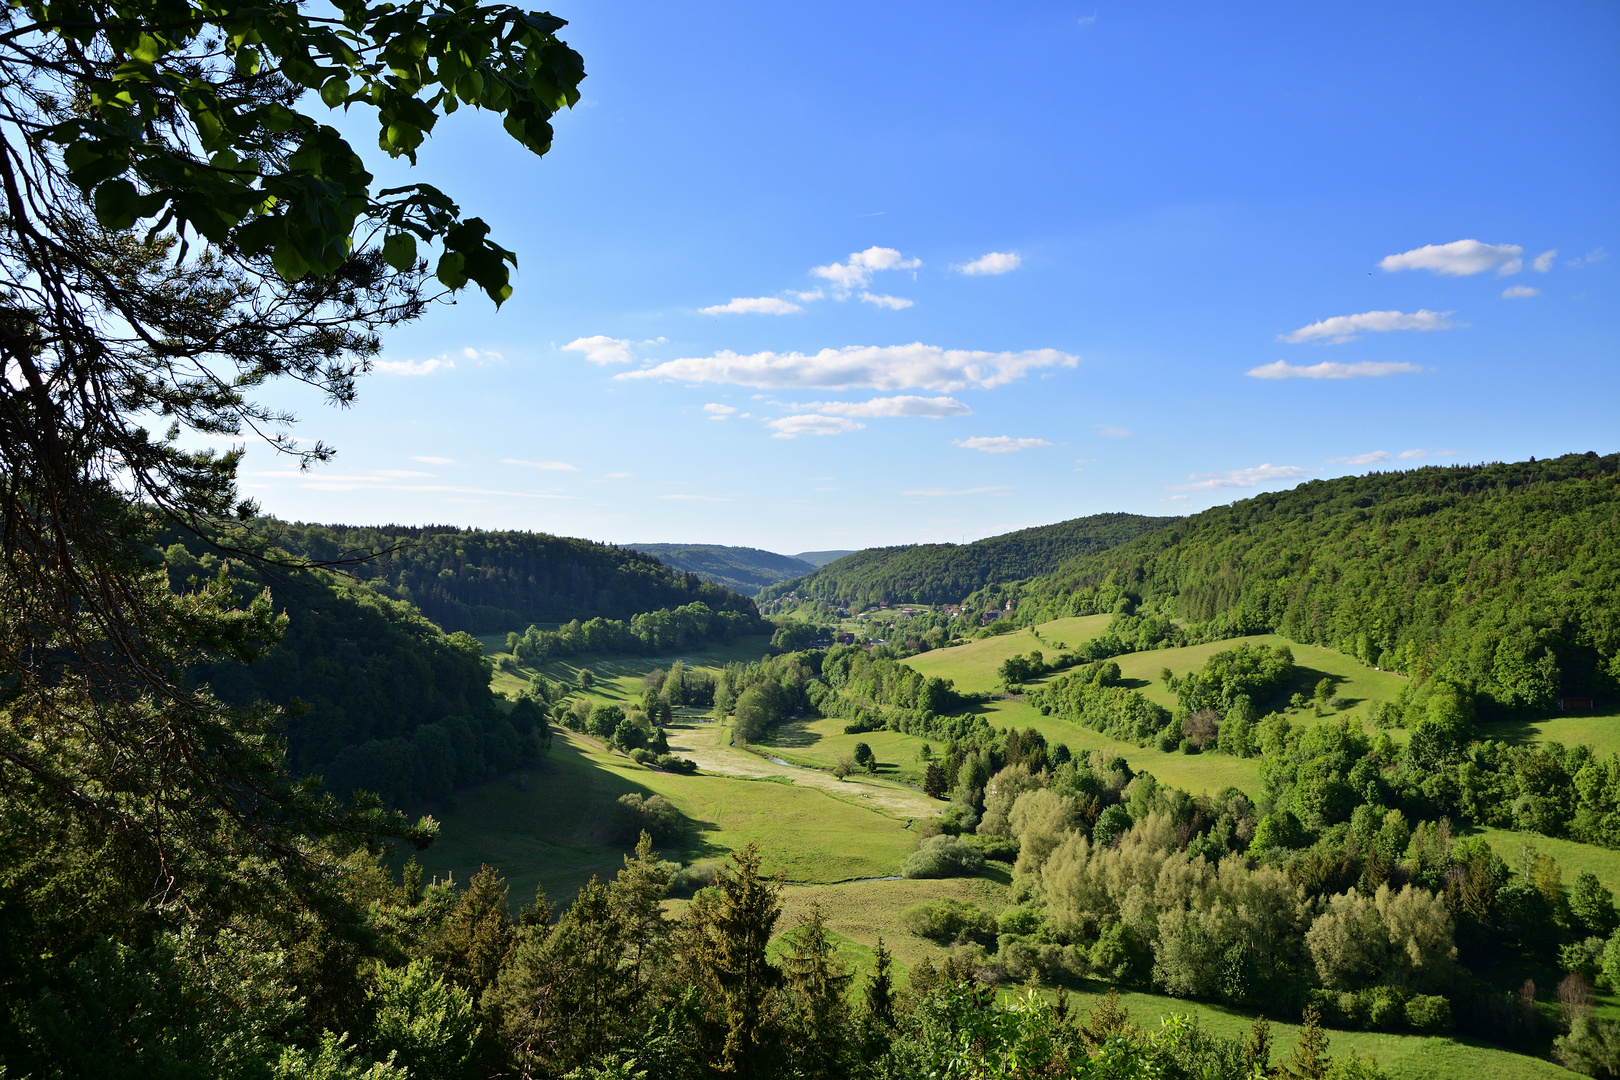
[[1016, 453, 1620, 713], [258, 520, 761, 632], [760, 512, 1178, 608], [628, 542, 818, 594]]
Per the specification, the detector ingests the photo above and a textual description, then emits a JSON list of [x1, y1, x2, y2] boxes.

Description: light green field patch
[[420, 729, 918, 905], [1058, 987, 1565, 1080], [1483, 707, 1620, 757], [1109, 634, 1410, 715], [1472, 826, 1620, 897], [758, 714, 941, 783], [903, 615, 1113, 693]]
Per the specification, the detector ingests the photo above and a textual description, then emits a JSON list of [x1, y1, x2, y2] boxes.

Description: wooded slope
[[1017, 452, 1620, 712], [759, 513, 1178, 607], [258, 521, 760, 632]]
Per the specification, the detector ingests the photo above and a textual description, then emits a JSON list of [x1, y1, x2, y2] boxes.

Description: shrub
[[971, 833, 1020, 862], [655, 754, 697, 775], [852, 741, 875, 769], [900, 898, 997, 945], [938, 803, 979, 835], [1329, 696, 1353, 712], [668, 861, 719, 898], [628, 748, 656, 765], [901, 835, 986, 879], [1404, 994, 1453, 1033], [617, 793, 682, 842]]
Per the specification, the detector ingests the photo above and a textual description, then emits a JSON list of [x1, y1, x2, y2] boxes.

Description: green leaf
[[320, 76, 350, 108], [435, 251, 467, 290], [271, 243, 311, 281], [381, 231, 417, 271], [93, 178, 140, 230]]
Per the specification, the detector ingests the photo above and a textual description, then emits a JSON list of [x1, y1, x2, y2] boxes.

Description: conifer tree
[[684, 843, 783, 1079]]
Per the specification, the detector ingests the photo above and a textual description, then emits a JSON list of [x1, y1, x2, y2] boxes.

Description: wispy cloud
[[502, 458, 579, 471], [956, 252, 1021, 276], [654, 493, 731, 502], [605, 472, 632, 478], [811, 246, 921, 292], [411, 456, 455, 465], [618, 343, 1077, 392], [699, 296, 804, 315], [860, 292, 913, 310], [1096, 425, 1131, 439], [1328, 451, 1392, 466], [376, 469, 435, 478], [1076, 13, 1097, 26], [375, 355, 455, 376], [767, 414, 866, 439], [1569, 247, 1609, 268], [1398, 448, 1459, 460], [1281, 309, 1453, 345], [1379, 239, 1522, 276], [955, 435, 1051, 453], [794, 396, 970, 418], [1167, 464, 1311, 492], [1534, 249, 1557, 272], [1247, 360, 1423, 380], [703, 403, 738, 419], [563, 335, 635, 365], [901, 486, 1012, 497], [1502, 285, 1540, 299]]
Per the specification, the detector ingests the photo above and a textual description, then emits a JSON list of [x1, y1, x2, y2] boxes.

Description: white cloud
[[795, 396, 970, 418], [375, 355, 455, 376], [699, 296, 804, 315], [1502, 285, 1540, 299], [1328, 451, 1391, 465], [1569, 247, 1609, 268], [411, 456, 455, 465], [791, 289, 825, 301], [376, 469, 435, 478], [703, 403, 738, 419], [957, 252, 1021, 276], [1398, 448, 1459, 460], [1167, 463, 1311, 492], [1077, 13, 1097, 26], [1534, 250, 1557, 272], [1096, 425, 1131, 439], [655, 493, 731, 502], [1281, 309, 1453, 345], [605, 472, 633, 478], [562, 335, 635, 365], [1379, 239, 1523, 276], [1246, 360, 1423, 380], [955, 436, 1051, 453], [811, 246, 921, 292], [767, 414, 866, 438], [860, 292, 913, 310], [617, 343, 1077, 391], [502, 458, 579, 471], [902, 486, 1011, 496], [461, 347, 505, 364]]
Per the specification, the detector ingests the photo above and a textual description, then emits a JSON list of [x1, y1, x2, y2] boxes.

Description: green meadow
[[421, 727, 919, 903]]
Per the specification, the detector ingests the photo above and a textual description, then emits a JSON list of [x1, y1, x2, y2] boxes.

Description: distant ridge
[[794, 549, 858, 568], [759, 513, 1176, 607], [629, 543, 818, 595]]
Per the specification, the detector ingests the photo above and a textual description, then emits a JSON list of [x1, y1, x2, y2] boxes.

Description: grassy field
[[903, 615, 1112, 692], [420, 727, 920, 904], [757, 714, 941, 784], [1473, 825, 1620, 897]]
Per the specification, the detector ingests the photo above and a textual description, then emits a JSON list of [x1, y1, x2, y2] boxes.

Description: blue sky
[[240, 2, 1618, 553]]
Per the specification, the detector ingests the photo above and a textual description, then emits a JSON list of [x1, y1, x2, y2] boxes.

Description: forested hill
[[758, 513, 1178, 607], [628, 543, 817, 594], [257, 521, 760, 633], [1017, 451, 1620, 713]]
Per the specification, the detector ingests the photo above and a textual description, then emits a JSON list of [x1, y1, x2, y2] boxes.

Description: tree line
[[261, 520, 763, 633]]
